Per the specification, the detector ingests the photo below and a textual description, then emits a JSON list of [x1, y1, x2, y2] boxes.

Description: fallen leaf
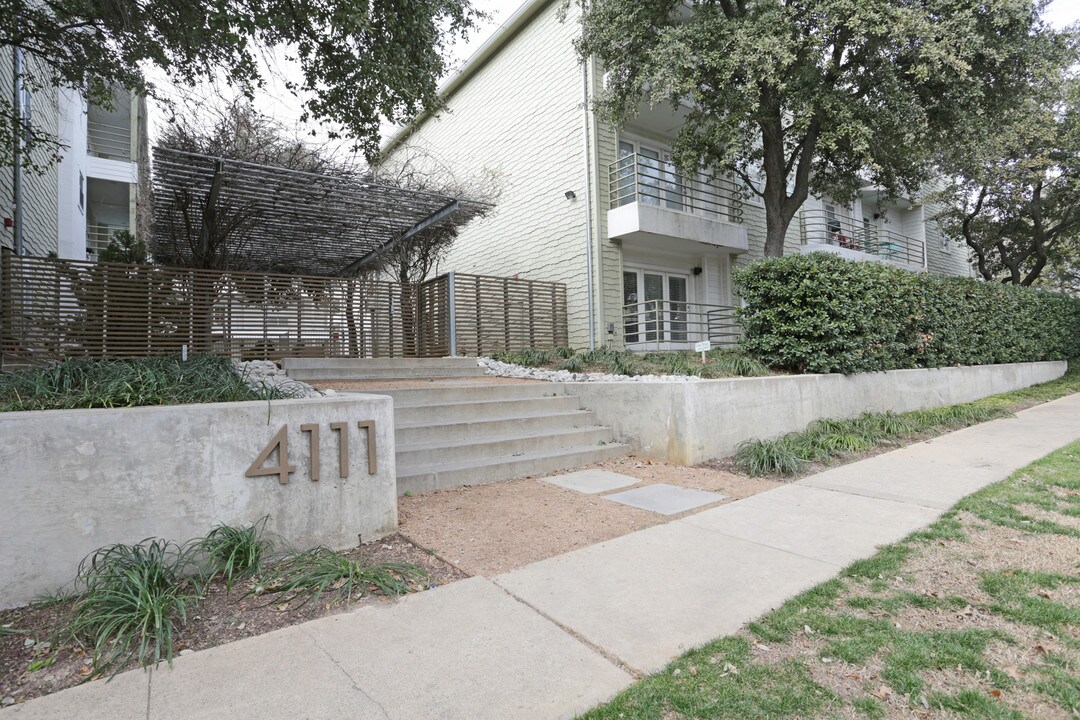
[[989, 689, 1003, 699], [872, 685, 894, 700]]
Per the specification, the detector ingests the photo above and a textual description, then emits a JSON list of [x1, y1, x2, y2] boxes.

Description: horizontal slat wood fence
[[0, 255, 568, 364]]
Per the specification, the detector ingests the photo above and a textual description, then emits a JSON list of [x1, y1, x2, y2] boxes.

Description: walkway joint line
[[299, 626, 392, 720], [491, 580, 645, 680]]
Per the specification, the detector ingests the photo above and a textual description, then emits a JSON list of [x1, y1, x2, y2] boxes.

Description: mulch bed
[[0, 534, 465, 707]]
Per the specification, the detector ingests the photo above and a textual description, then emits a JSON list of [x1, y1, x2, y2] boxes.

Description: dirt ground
[[399, 454, 781, 577], [0, 534, 466, 706]]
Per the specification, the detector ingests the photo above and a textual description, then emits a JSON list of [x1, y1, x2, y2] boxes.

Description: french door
[[623, 269, 690, 345], [618, 140, 685, 210]]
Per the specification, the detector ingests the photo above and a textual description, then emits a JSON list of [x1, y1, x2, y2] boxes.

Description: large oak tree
[[578, 0, 1058, 256], [2, 0, 478, 165]]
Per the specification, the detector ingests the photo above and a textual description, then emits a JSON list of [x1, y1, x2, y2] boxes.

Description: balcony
[[623, 299, 740, 351], [607, 154, 749, 253], [87, 120, 132, 162], [799, 210, 925, 270]]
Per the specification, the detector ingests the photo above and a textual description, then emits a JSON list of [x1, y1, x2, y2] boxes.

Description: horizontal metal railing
[[622, 299, 741, 350], [86, 224, 129, 255], [800, 210, 925, 267], [87, 120, 132, 161], [608, 154, 744, 224]]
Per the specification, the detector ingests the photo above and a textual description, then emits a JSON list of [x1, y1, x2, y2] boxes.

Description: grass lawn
[[580, 438, 1080, 719]]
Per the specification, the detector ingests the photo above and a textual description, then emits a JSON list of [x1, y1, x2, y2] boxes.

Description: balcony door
[[619, 139, 684, 210], [623, 268, 690, 346]]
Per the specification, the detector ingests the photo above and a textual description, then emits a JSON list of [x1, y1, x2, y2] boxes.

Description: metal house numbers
[[245, 421, 378, 485]]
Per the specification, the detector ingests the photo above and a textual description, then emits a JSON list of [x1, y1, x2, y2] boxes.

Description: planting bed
[[0, 534, 464, 706]]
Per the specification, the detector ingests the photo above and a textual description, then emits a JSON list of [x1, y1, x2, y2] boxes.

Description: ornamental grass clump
[[735, 436, 808, 477], [197, 517, 273, 590], [256, 547, 427, 608], [69, 539, 202, 677], [0, 354, 293, 412]]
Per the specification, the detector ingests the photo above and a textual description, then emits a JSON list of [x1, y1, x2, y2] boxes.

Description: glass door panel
[[668, 276, 688, 342], [661, 151, 685, 211], [615, 141, 636, 208], [638, 147, 661, 206], [642, 272, 664, 341], [622, 270, 639, 343]]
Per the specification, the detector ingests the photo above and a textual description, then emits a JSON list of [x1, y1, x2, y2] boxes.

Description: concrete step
[[396, 410, 597, 445], [393, 396, 583, 424], [282, 357, 480, 371], [397, 443, 631, 496], [287, 366, 487, 381], [378, 383, 564, 406], [397, 426, 614, 467]]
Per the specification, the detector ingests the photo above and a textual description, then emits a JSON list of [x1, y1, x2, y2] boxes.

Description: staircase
[[282, 358, 628, 495]]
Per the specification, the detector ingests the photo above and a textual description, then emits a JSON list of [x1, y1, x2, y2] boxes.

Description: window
[[78, 172, 84, 212]]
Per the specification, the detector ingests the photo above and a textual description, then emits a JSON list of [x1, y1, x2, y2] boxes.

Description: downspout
[[11, 45, 24, 256], [580, 29, 596, 350]]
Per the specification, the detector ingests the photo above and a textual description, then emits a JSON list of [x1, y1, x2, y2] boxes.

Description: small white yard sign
[[694, 340, 712, 353]]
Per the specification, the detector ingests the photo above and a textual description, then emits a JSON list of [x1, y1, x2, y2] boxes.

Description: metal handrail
[[622, 299, 741, 350], [800, 209, 924, 267], [86, 224, 128, 254], [608, 154, 745, 224], [87, 120, 132, 161]]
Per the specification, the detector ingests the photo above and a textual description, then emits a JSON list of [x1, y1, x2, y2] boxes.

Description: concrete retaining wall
[[0, 395, 396, 609], [568, 361, 1068, 465]]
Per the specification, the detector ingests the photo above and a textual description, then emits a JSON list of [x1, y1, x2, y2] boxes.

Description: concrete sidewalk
[[7, 393, 1080, 719]]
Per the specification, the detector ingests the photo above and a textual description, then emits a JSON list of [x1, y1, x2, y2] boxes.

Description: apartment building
[[1, 51, 147, 261], [380, 0, 972, 350]]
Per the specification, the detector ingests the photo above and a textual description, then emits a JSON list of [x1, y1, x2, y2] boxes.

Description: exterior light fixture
[[565, 190, 577, 200]]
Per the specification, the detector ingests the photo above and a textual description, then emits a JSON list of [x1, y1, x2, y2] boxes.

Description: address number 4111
[[245, 421, 377, 485]]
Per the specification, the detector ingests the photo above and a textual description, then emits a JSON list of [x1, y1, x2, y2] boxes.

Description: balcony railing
[[623, 299, 741, 350], [800, 210, 925, 267], [87, 120, 132, 161], [86, 224, 129, 255], [608, 154, 744, 224]]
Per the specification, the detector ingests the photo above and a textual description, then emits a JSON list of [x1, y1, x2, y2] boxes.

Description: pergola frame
[[151, 148, 489, 277]]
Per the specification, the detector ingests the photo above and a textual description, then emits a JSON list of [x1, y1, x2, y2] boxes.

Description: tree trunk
[[763, 202, 794, 257]]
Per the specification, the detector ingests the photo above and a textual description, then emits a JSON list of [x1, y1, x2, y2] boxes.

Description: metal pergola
[[151, 148, 490, 277]]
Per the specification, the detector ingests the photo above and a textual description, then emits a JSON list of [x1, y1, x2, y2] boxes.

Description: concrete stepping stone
[[603, 483, 726, 515], [544, 469, 639, 494]]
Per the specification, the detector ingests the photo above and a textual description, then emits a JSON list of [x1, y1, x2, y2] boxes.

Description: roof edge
[[378, 0, 556, 159]]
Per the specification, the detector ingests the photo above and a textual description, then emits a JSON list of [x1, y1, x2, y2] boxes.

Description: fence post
[[447, 271, 457, 357]]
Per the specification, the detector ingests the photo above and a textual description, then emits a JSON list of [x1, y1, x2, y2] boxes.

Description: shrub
[[69, 539, 202, 676], [0, 354, 294, 412], [197, 517, 273, 590], [733, 253, 1080, 374]]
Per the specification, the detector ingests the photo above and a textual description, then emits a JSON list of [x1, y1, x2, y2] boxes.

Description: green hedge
[[732, 253, 1080, 374]]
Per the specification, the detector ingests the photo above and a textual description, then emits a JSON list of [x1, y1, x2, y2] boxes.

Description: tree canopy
[[2, 0, 478, 165], [935, 54, 1080, 286], [578, 0, 1062, 256]]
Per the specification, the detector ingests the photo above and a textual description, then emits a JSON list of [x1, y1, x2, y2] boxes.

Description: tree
[[154, 99, 361, 272], [370, 147, 499, 284], [936, 70, 1080, 286], [577, 0, 1059, 256], [2, 0, 479, 166]]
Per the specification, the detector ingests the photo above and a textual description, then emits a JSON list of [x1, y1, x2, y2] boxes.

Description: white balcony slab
[[608, 202, 748, 252]]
